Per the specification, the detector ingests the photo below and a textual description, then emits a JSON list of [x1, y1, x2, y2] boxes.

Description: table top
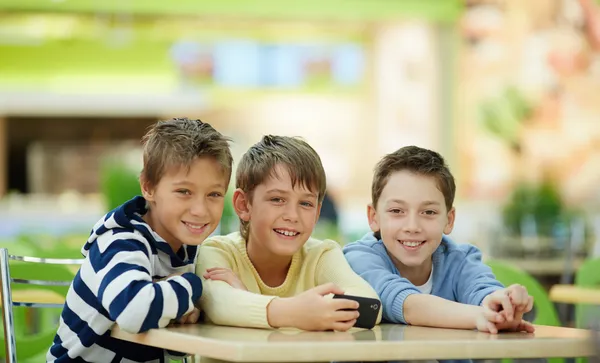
[[550, 284, 600, 304], [111, 323, 595, 362]]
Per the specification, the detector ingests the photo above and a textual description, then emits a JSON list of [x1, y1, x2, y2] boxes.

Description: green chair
[[0, 248, 83, 362], [486, 260, 563, 363], [572, 258, 600, 363], [574, 258, 600, 329]]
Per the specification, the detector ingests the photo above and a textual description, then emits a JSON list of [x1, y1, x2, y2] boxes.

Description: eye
[[423, 210, 438, 216], [176, 189, 191, 196], [270, 197, 284, 204], [388, 208, 402, 214], [300, 201, 315, 208], [208, 192, 224, 198]]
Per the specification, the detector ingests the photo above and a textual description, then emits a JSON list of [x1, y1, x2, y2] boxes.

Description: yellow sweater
[[195, 232, 382, 329]]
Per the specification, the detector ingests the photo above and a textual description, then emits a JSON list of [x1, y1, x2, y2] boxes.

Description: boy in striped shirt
[[46, 117, 233, 363]]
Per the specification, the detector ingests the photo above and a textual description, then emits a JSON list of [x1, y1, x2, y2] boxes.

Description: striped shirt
[[46, 196, 202, 363]]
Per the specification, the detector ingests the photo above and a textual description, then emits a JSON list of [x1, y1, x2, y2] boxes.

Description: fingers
[[487, 321, 499, 334], [525, 296, 534, 312], [186, 308, 201, 324], [491, 291, 514, 321], [330, 297, 359, 311], [508, 284, 529, 310], [176, 313, 189, 324], [177, 308, 201, 324], [512, 310, 524, 325], [483, 307, 505, 324], [334, 309, 360, 322], [517, 320, 536, 333], [203, 269, 247, 290], [203, 267, 232, 279], [314, 283, 345, 296], [331, 319, 357, 332], [204, 271, 235, 285]]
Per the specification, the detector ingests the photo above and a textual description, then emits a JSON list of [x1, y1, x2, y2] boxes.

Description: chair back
[[0, 247, 83, 362]]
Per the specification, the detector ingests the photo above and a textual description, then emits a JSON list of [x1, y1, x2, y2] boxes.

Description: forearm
[[403, 294, 482, 329], [200, 281, 275, 329]]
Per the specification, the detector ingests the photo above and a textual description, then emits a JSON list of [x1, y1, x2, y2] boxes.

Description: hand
[[494, 318, 536, 333], [475, 305, 505, 334], [174, 307, 201, 324], [267, 283, 360, 332], [495, 284, 534, 333], [506, 284, 534, 321], [481, 289, 514, 324], [478, 287, 535, 334], [203, 267, 248, 291]]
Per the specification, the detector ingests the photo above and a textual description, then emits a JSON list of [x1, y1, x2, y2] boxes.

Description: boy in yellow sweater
[[195, 135, 381, 331]]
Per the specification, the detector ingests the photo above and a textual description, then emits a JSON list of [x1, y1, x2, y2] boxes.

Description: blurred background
[[1, 0, 600, 339]]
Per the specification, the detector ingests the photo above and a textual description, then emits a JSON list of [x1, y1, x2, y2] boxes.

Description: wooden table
[[111, 323, 595, 362], [550, 284, 600, 305]]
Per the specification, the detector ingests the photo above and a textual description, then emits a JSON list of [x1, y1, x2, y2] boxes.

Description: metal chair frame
[[0, 248, 83, 362]]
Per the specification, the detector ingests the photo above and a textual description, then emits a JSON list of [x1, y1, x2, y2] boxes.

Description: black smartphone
[[332, 294, 381, 329]]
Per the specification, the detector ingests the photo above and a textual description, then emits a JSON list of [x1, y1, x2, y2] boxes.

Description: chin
[[391, 253, 424, 267], [272, 245, 301, 257], [182, 233, 210, 246]]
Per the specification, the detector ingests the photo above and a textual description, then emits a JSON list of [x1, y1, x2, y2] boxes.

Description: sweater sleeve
[[343, 242, 420, 324], [315, 241, 382, 324], [86, 231, 202, 334], [195, 240, 276, 329], [454, 245, 504, 305]]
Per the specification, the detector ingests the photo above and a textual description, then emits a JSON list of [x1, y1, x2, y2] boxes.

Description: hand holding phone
[[267, 283, 360, 331], [332, 294, 381, 329]]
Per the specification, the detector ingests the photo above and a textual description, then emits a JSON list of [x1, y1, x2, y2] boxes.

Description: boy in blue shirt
[[46, 118, 233, 362], [343, 146, 534, 333]]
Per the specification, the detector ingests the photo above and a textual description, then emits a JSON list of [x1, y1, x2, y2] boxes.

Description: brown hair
[[372, 145, 455, 233], [141, 117, 233, 187], [236, 135, 326, 240]]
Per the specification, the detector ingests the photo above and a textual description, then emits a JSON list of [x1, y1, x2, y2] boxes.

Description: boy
[[196, 135, 381, 331], [343, 146, 534, 334], [46, 118, 233, 362]]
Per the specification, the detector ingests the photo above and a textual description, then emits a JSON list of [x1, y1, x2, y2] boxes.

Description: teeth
[[275, 229, 299, 236], [401, 240, 423, 247], [185, 222, 205, 230]]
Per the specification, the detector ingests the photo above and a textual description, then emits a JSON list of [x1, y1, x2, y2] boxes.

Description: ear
[[140, 175, 156, 202], [232, 188, 251, 222], [367, 204, 380, 234], [443, 207, 456, 235]]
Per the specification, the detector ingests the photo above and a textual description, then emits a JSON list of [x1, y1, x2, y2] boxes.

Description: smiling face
[[368, 170, 455, 274], [233, 164, 321, 258], [141, 156, 228, 253]]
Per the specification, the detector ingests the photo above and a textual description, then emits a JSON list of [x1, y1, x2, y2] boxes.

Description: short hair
[[141, 117, 233, 187], [372, 145, 455, 211], [236, 135, 326, 240]]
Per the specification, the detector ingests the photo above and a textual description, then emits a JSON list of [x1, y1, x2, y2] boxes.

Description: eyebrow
[[266, 189, 318, 199], [172, 181, 226, 189], [387, 199, 441, 206]]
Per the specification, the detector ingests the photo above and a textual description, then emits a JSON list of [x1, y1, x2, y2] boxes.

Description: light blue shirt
[[343, 233, 504, 324]]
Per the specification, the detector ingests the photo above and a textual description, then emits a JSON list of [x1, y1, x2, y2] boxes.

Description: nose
[[402, 213, 422, 234], [282, 204, 299, 223], [189, 199, 208, 218]]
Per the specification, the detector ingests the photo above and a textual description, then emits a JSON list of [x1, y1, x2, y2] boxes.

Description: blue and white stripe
[[46, 196, 202, 363]]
